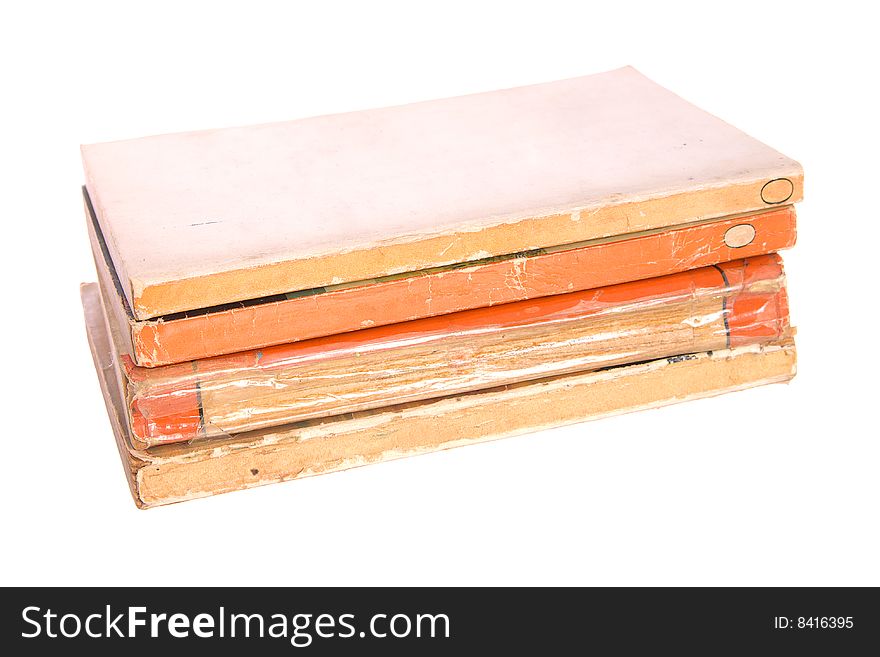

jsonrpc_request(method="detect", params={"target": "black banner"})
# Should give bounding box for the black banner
[1,587,876,653]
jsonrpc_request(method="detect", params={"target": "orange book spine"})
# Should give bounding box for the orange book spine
[128,207,796,366]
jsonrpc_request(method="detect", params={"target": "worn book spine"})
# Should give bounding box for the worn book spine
[87,191,796,366]
[101,255,790,449]
[83,282,796,508]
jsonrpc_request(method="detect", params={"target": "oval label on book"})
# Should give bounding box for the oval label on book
[724,224,757,248]
[760,178,794,204]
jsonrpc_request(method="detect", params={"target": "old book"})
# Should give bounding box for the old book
[82,283,797,508]
[87,188,796,366]
[82,66,803,321]
[100,255,790,448]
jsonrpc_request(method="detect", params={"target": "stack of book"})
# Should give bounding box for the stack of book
[81,67,801,508]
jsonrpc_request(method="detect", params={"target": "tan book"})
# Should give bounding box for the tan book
[82,283,797,509]
[82,67,803,320]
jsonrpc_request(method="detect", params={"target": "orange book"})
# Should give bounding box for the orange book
[101,255,791,449]
[88,189,796,367]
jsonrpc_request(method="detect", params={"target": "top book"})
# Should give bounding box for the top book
[82,66,802,320]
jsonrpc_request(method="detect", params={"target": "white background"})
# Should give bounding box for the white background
[1,1,877,586]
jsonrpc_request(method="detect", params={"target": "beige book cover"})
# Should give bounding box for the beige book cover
[82,67,803,320]
[82,284,797,509]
